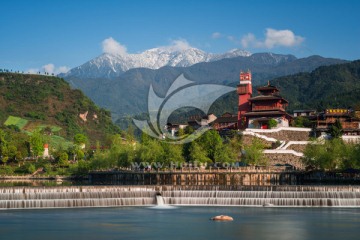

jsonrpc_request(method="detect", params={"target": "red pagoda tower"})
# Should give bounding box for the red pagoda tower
[237,71,292,129]
[237,71,253,128]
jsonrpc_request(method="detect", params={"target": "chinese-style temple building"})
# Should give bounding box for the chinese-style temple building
[237,71,292,129]
[316,108,360,135]
[212,112,238,131]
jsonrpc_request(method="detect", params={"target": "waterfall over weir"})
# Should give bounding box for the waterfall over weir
[1,186,360,209]
[0,186,157,209]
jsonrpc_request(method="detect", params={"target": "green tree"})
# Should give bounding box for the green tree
[303,139,346,170]
[90,149,111,170]
[126,125,135,142]
[329,119,343,138]
[188,141,211,164]
[214,144,236,164]
[27,163,36,174]
[138,139,164,168]
[29,131,45,158]
[58,152,69,167]
[71,159,91,175]
[0,130,9,164]
[74,133,88,146]
[76,149,85,160]
[161,142,185,168]
[197,130,223,161]
[344,143,360,169]
[293,116,312,128]
[268,118,278,129]
[227,131,243,161]
[184,126,194,135]
[177,128,185,137]
[242,138,267,166]
[109,134,136,168]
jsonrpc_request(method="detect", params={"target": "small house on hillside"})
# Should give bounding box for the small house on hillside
[293,110,317,117]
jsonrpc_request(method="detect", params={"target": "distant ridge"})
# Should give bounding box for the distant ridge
[61,47,251,79]
[62,52,346,119]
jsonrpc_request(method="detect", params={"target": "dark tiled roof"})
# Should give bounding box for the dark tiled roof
[244,110,291,117]
[293,109,316,113]
[256,85,279,91]
[214,116,237,123]
[249,95,288,103]
[221,112,233,117]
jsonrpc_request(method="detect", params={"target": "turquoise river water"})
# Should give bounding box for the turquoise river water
[1,206,360,240]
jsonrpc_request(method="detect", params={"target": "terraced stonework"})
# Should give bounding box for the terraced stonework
[258,130,311,142]
[265,153,304,170]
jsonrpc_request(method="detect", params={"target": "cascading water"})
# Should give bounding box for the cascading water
[156,193,164,206]
[0,186,157,209]
[161,190,360,207]
[1,185,360,209]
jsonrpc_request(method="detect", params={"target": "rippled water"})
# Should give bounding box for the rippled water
[1,207,359,240]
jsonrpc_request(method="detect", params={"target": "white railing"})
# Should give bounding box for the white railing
[242,131,278,142]
[342,135,360,143]
[245,127,312,133]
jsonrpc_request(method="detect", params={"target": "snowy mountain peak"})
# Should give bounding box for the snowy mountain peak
[62,47,252,79]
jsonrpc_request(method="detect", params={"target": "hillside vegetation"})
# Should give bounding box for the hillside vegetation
[0,73,120,143]
[272,60,360,111]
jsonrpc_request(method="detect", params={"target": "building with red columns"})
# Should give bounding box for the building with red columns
[237,71,292,129]
[237,71,253,128]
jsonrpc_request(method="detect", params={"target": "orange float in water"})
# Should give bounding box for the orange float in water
[210,215,233,221]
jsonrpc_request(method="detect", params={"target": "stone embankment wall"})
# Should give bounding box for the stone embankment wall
[242,135,273,148]
[286,144,307,152]
[257,130,311,142]
[265,153,304,170]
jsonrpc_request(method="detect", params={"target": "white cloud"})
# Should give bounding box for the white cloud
[227,35,236,42]
[56,66,70,74]
[164,39,192,51]
[241,33,258,48]
[264,28,304,48]
[26,64,70,75]
[101,37,193,54]
[27,68,39,74]
[211,32,222,39]
[239,28,304,49]
[42,63,69,74]
[102,37,127,55]
[42,63,55,74]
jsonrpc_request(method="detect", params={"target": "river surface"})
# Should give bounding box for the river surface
[1,206,359,240]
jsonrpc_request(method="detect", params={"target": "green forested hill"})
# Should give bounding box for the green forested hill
[0,73,120,143]
[272,60,360,111]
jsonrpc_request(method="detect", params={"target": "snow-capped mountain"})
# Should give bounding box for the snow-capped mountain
[62,48,251,79]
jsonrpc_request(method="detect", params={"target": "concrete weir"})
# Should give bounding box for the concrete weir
[1,185,360,209]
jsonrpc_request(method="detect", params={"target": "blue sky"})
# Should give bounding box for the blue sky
[1,0,360,74]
